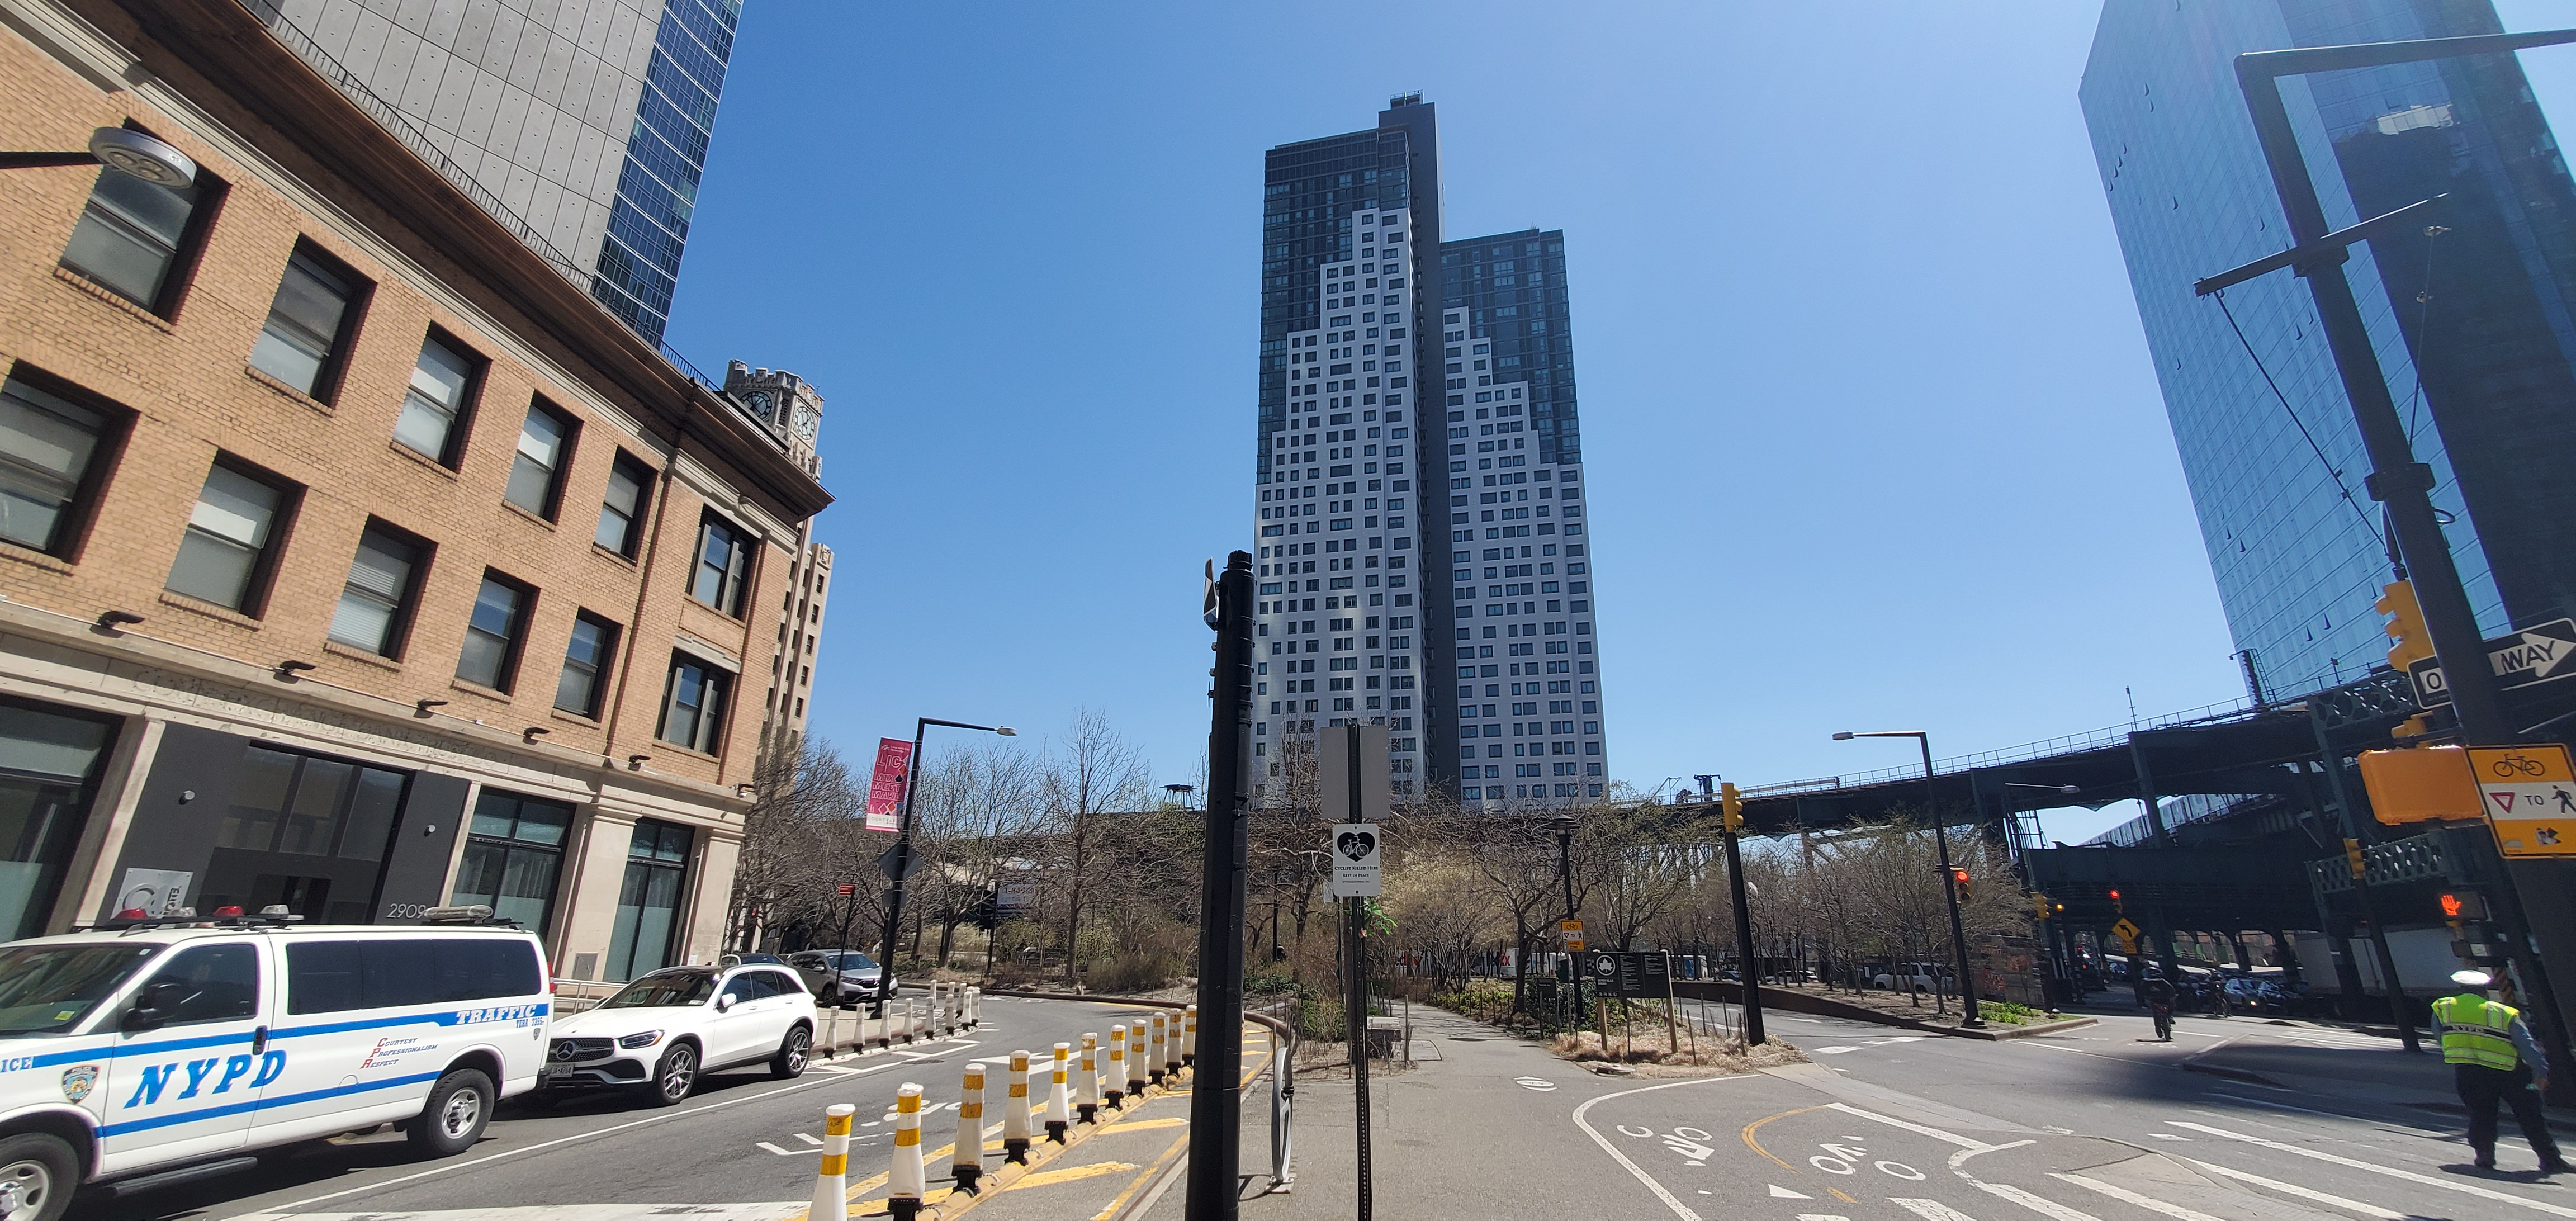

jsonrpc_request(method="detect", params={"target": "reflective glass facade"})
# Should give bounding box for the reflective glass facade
[262,0,738,345]
[2081,0,2576,699]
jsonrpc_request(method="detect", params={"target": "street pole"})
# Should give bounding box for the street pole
[1337,723,1374,1221]
[1921,736,1984,1029]
[877,717,1014,1007]
[1723,824,1765,1045]
[1556,818,1577,1029]
[1186,551,1254,1221]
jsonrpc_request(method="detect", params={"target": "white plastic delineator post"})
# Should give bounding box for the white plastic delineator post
[1126,1020,1148,1096]
[965,986,980,1026]
[1148,1011,1168,1085]
[1002,1049,1032,1164]
[812,1102,855,1220]
[1046,1042,1072,1143]
[953,1061,986,1196]
[1163,1009,1184,1080]
[1104,1024,1128,1109]
[1076,1033,1100,1123]
[888,1083,926,1220]
[1182,1004,1198,1068]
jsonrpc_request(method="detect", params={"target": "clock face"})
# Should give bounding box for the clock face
[792,403,819,439]
[744,389,776,418]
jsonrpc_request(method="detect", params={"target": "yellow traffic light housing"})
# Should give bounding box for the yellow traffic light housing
[1719,782,1743,834]
[2376,580,2434,673]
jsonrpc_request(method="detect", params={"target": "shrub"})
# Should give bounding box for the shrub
[1091,950,1182,995]
[1432,981,1516,1025]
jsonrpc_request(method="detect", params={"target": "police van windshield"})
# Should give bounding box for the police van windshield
[599,969,717,1008]
[0,944,167,1035]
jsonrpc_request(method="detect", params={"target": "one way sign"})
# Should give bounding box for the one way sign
[2408,618,2576,708]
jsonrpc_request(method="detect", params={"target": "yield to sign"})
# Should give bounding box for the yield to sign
[2408,618,2576,707]
[2469,744,2576,859]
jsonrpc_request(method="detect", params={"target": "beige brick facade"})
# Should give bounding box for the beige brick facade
[0,0,828,980]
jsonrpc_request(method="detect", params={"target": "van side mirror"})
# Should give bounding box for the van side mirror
[124,980,186,1031]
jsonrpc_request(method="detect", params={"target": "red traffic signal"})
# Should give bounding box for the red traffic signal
[2440,891,2490,921]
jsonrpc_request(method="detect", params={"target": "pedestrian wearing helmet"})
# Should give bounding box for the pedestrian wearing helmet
[2432,969,2569,1173]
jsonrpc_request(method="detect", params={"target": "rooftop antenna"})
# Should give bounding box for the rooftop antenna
[2127,686,2139,730]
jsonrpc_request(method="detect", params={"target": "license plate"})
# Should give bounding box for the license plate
[542,1064,574,1079]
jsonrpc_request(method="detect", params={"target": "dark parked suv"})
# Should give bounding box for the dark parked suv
[787,949,897,1005]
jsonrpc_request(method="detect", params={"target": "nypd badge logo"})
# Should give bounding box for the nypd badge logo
[60,1064,98,1103]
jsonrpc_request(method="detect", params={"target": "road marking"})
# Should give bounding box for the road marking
[795,1132,823,1146]
[1771,1185,1812,1198]
[1893,1197,1985,1221]
[1516,1076,1558,1090]
[2200,1091,2450,1135]
[1007,1160,1138,1190]
[1827,1102,1993,1151]
[2170,1120,2576,1217]
[2052,1171,2225,1221]
[2185,1157,2408,1219]
[1568,1073,1760,1220]
[1967,1179,2104,1221]
[1797,1216,1853,1221]
[1815,1047,1862,1055]
[757,1140,811,1156]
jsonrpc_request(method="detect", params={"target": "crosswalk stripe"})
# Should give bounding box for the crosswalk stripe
[2184,1157,2406,1219]
[1968,1178,2105,1221]
[2169,1120,2576,1217]
[2051,1172,2224,1221]
[1892,1198,1985,1221]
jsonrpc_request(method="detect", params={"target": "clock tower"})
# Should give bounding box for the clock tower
[722,360,825,478]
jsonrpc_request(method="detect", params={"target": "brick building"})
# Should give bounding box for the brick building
[0,0,828,983]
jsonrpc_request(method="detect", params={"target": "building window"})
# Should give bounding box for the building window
[456,572,532,690]
[604,818,692,982]
[0,373,116,556]
[204,744,410,923]
[164,458,293,613]
[58,149,216,313]
[691,513,750,615]
[393,332,480,465]
[449,790,572,936]
[554,611,619,717]
[595,452,652,556]
[0,699,117,940]
[657,653,730,754]
[249,245,364,400]
[328,522,426,657]
[504,399,575,517]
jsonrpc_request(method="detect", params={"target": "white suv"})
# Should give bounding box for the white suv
[0,914,549,1221]
[533,963,816,1106]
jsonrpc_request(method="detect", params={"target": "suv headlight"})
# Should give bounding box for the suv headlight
[618,1030,664,1049]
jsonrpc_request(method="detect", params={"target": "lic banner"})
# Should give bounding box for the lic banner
[866,737,913,832]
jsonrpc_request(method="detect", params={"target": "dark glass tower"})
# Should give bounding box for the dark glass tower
[2082,0,2576,699]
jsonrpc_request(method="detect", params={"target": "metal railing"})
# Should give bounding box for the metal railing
[1740,694,2265,798]
[1246,1001,1299,1196]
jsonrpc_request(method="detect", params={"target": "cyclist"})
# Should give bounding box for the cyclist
[2142,969,2177,1041]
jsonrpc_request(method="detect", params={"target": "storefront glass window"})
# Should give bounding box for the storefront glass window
[0,702,116,940]
[604,819,691,982]
[449,790,572,936]
[202,745,410,924]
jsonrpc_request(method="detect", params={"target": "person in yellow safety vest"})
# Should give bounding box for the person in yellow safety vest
[2431,969,2569,1174]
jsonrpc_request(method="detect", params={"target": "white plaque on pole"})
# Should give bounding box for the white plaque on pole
[1330,824,1382,897]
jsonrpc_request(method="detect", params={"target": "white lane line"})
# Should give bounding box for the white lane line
[2184,1157,2407,1219]
[1566,1073,1759,1221]
[2052,1172,2225,1221]
[2200,1092,2451,1136]
[2170,1120,2576,1217]
[1893,1198,1986,1221]
[1949,1142,2096,1221]
[1826,1101,1995,1151]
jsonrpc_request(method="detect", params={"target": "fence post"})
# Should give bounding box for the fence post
[888,1083,925,1221]
[1105,1024,1128,1109]
[1046,1042,1071,1143]
[953,1062,986,1196]
[811,1102,854,1220]
[1002,1049,1032,1165]
[1077,1033,1100,1124]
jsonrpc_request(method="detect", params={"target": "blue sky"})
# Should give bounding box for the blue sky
[665,3,2576,844]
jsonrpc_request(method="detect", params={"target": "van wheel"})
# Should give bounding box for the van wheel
[772,1025,812,1079]
[0,1133,75,1221]
[641,1043,698,1107]
[409,1068,495,1157]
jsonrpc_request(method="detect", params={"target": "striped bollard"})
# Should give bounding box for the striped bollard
[1127,1020,1149,1096]
[965,986,980,1025]
[1002,1049,1032,1164]
[888,1084,926,1220]
[1148,1012,1168,1086]
[1046,1042,1072,1143]
[953,1062,986,1195]
[1076,1033,1101,1123]
[811,1102,855,1220]
[1182,1004,1198,1068]
[1163,1010,1183,1080]
[1104,1025,1128,1109]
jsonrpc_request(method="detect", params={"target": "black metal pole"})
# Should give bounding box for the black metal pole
[875,717,931,979]
[1186,551,1254,1221]
[1556,821,1576,1028]
[1723,826,1764,1045]
[1921,735,1984,1029]
[1341,725,1374,1221]
[2306,712,2423,1052]
[0,152,101,170]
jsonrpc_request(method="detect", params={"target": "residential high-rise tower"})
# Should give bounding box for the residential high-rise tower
[2082,0,2576,699]
[1251,97,1609,806]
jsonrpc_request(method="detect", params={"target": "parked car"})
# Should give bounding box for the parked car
[0,910,550,1221]
[787,949,897,1005]
[1872,963,1953,992]
[534,962,816,1108]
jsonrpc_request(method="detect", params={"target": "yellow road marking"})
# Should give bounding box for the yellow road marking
[1098,1116,1187,1133]
[1008,1160,1140,1190]
[1741,1105,1854,1203]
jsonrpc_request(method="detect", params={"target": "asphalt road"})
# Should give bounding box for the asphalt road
[88,994,1149,1221]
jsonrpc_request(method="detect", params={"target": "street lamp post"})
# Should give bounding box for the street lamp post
[1552,814,1578,1029]
[1835,731,1982,1029]
[875,718,1015,986]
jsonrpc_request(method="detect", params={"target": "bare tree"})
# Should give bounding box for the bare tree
[1037,710,1153,987]
[908,742,1043,967]
[727,740,871,953]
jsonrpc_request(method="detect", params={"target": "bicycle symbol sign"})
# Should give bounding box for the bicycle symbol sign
[2469,744,2576,859]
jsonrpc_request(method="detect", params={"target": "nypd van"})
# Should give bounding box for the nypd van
[0,910,550,1220]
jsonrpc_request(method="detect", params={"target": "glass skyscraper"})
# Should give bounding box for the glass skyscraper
[256,0,738,344]
[1251,97,1609,806]
[2082,0,2576,701]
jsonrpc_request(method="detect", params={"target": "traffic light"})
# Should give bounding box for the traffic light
[1950,867,1972,903]
[2440,891,2489,922]
[2343,837,2367,881]
[2376,580,2434,672]
[2108,888,2124,913]
[1720,782,1743,834]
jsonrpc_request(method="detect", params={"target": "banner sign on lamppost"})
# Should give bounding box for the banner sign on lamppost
[866,737,913,832]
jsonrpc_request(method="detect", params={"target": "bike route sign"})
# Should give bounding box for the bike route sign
[2407,618,2576,707]
[2470,744,2576,859]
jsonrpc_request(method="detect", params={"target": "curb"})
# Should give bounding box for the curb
[1936,1016,2099,1041]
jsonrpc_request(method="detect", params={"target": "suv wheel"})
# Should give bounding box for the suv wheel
[409,1068,495,1157]
[771,1025,812,1079]
[641,1042,698,1107]
[0,1133,75,1221]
